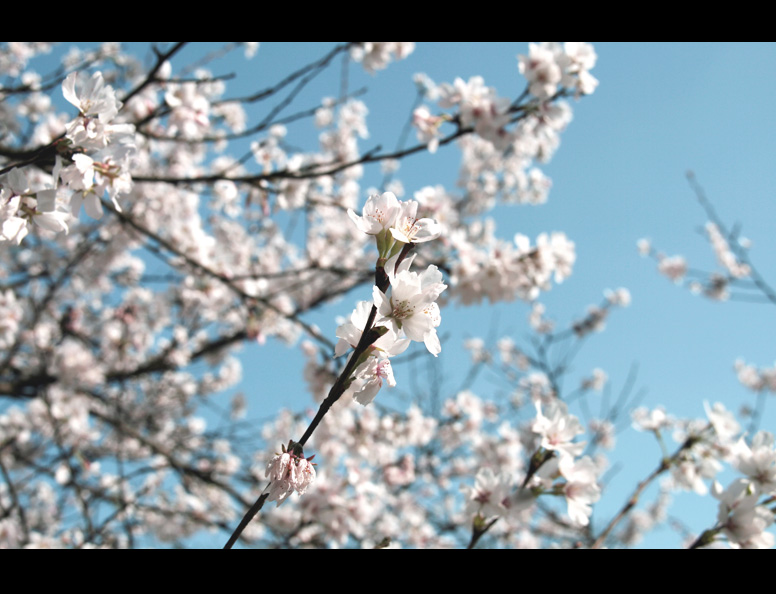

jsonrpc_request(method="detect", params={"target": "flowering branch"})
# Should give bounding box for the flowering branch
[224,191,444,548]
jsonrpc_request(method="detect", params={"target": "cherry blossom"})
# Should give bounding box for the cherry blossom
[558,42,599,96]
[518,43,563,100]
[730,432,776,494]
[532,400,585,460]
[347,191,401,236]
[463,467,514,520]
[63,72,134,150]
[518,42,599,100]
[264,447,317,506]
[712,479,774,549]
[631,406,672,433]
[657,254,688,283]
[349,356,397,406]
[334,300,409,359]
[62,71,122,123]
[0,166,68,244]
[705,222,751,278]
[388,199,442,245]
[412,105,446,153]
[350,42,415,74]
[373,262,447,356]
[560,456,602,527]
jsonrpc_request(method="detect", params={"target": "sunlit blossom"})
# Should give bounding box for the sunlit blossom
[373,263,447,356]
[389,199,442,244]
[347,191,401,235]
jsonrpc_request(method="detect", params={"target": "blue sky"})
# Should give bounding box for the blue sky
[30,42,776,547]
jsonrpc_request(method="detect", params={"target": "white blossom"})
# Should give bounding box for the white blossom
[350,42,415,74]
[532,400,585,460]
[712,479,775,549]
[731,432,776,494]
[350,356,397,406]
[62,71,134,150]
[373,262,447,356]
[558,455,601,527]
[62,71,122,123]
[334,300,410,358]
[463,467,514,520]
[389,199,442,245]
[347,191,401,236]
[518,43,563,99]
[412,105,445,153]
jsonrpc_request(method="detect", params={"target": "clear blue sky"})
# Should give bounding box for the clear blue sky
[34,42,776,547]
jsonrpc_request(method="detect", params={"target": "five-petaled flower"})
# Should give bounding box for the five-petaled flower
[347,191,401,236]
[373,252,447,357]
[389,199,442,244]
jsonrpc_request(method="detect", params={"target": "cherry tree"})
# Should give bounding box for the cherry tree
[0,42,772,549]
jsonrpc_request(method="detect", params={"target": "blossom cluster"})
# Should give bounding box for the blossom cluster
[0,166,68,244]
[518,42,599,99]
[734,358,776,394]
[639,217,756,303]
[349,42,415,74]
[633,191,776,538]
[340,191,446,406]
[451,229,577,305]
[268,321,776,549]
[411,42,596,162]
[705,222,751,279]
[462,398,601,529]
[630,402,776,548]
[0,70,135,244]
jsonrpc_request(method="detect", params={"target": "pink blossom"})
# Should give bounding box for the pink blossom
[350,356,397,406]
[264,448,317,506]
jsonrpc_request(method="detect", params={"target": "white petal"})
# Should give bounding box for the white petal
[62,73,80,109]
[33,213,69,234]
[35,189,58,212]
[372,286,393,318]
[401,313,433,343]
[84,195,104,220]
[354,381,380,406]
[423,330,441,357]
